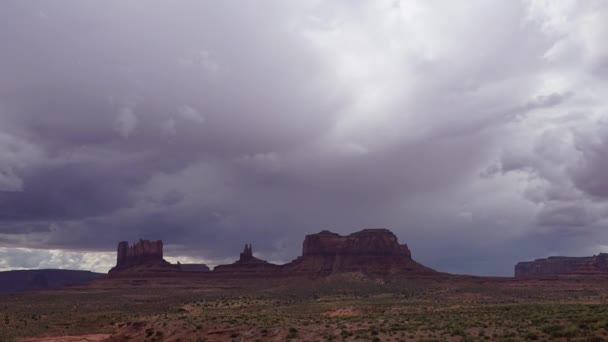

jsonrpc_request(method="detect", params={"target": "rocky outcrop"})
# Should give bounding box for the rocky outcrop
[214,244,279,274]
[109,239,178,276]
[515,253,608,277]
[281,229,435,277]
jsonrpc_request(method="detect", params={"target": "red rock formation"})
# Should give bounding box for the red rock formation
[107,229,436,279]
[109,239,177,275]
[515,253,608,277]
[213,244,279,274]
[282,229,434,277]
[240,244,253,261]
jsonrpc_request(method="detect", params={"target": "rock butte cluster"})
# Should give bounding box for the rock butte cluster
[109,240,208,275]
[515,253,608,277]
[109,228,435,278]
[108,228,608,278]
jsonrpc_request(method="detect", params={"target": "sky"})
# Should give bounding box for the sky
[0,0,607,276]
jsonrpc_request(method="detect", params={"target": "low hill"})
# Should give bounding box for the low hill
[0,269,102,293]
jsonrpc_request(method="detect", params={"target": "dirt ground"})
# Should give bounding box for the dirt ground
[2,274,608,341]
[21,334,111,342]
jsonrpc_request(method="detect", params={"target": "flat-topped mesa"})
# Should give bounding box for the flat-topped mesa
[515,253,608,277]
[282,228,434,277]
[109,239,177,275]
[302,229,412,258]
[213,244,279,274]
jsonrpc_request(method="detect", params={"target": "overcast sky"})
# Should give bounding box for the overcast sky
[1,0,607,276]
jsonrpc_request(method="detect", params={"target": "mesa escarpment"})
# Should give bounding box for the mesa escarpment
[515,253,608,277]
[282,229,435,276]
[109,239,179,276]
[109,228,436,279]
[117,240,164,265]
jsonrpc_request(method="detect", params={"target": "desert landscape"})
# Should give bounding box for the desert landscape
[2,1,608,341]
[5,274,608,342]
[3,229,608,341]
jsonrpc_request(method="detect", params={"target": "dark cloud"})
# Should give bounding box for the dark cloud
[1,1,608,275]
[0,162,139,220]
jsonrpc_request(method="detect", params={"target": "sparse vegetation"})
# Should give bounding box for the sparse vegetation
[2,276,608,341]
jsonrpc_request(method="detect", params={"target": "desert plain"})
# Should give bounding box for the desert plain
[3,274,608,342]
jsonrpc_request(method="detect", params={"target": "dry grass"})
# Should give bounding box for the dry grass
[2,275,608,341]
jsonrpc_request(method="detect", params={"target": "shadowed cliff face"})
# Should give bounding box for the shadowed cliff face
[302,229,412,258]
[515,253,608,277]
[116,240,164,267]
[283,228,434,277]
[109,239,176,275]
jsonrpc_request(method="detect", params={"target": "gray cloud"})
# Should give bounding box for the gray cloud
[1,1,608,275]
[571,123,608,199]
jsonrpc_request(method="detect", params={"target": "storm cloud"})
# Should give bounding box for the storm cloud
[1,0,607,275]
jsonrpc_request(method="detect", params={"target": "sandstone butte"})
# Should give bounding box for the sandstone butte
[109,228,436,278]
[109,240,178,275]
[109,239,209,276]
[282,229,434,276]
[515,253,608,277]
[108,229,608,279]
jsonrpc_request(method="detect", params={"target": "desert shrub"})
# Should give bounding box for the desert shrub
[541,324,563,336]
[450,327,465,336]
[287,327,298,338]
[525,332,538,340]
[340,329,353,337]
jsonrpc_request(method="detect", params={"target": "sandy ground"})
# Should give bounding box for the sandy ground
[20,334,111,342]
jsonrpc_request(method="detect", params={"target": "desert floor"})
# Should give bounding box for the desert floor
[2,274,608,341]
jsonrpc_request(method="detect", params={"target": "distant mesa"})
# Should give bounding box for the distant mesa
[109,228,436,278]
[515,253,608,277]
